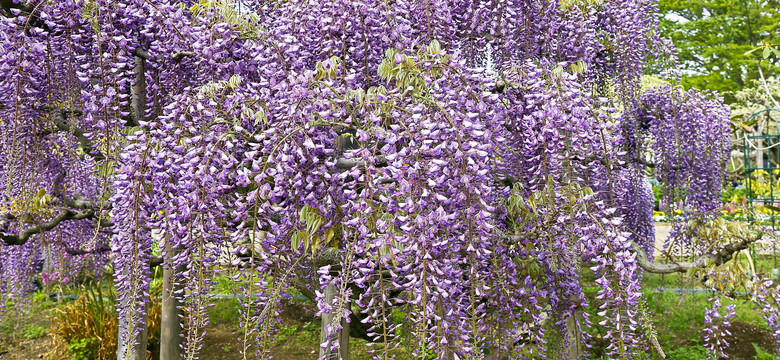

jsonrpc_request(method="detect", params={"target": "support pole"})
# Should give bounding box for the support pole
[160,241,184,360]
[319,283,349,359]
[563,312,582,359]
[116,279,149,360]
[117,47,149,360]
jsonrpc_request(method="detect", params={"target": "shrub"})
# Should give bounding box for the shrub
[49,281,161,360]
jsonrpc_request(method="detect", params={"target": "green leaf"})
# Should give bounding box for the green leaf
[324,227,335,245]
[310,235,321,252]
[291,232,302,250]
[763,46,771,59]
[429,39,441,54]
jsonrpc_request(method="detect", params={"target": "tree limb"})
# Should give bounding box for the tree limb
[150,256,163,267]
[335,156,387,170]
[172,51,196,61]
[133,48,195,62]
[631,234,761,274]
[44,107,105,161]
[1,208,95,246]
[633,156,686,170]
[66,245,110,256]
[507,225,761,275]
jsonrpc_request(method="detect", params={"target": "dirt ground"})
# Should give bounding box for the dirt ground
[709,321,778,360]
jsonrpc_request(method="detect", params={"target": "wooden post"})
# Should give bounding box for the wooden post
[756,119,765,170]
[317,133,355,359]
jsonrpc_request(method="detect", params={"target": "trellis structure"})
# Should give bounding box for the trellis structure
[743,108,780,226]
[743,108,780,272]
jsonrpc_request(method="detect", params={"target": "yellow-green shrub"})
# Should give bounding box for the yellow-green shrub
[49,282,161,360]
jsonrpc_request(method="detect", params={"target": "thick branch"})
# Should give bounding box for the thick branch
[131,47,149,60]
[632,235,761,274]
[335,156,387,170]
[508,225,760,275]
[1,190,109,246]
[172,51,196,61]
[150,256,163,267]
[46,108,106,161]
[66,245,110,256]
[132,48,195,62]
[1,208,94,246]
[633,157,686,171]
[60,193,103,210]
[491,78,524,93]
[0,0,34,20]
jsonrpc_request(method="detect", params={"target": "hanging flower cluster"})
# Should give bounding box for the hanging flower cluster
[0,0,741,359]
[703,297,737,358]
[638,86,731,217]
[754,278,780,353]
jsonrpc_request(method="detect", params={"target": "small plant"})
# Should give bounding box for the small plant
[753,343,777,360]
[68,337,96,360]
[302,321,317,332]
[279,324,299,335]
[32,290,48,304]
[213,275,239,294]
[22,324,46,339]
[275,324,299,343]
[210,298,241,326]
[664,345,709,360]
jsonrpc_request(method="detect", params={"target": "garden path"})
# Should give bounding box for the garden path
[653,223,673,258]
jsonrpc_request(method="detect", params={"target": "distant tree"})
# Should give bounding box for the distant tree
[658,0,780,103]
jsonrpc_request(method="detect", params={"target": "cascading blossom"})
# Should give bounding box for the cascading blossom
[754,278,780,353]
[703,297,736,358]
[0,0,744,359]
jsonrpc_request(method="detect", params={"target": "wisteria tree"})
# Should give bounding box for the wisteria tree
[0,0,774,359]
